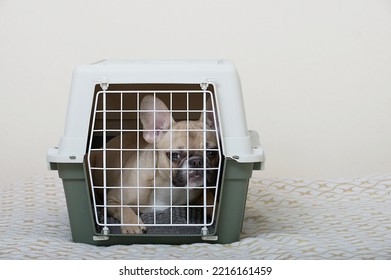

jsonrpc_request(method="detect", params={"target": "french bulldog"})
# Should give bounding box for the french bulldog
[90,95,219,234]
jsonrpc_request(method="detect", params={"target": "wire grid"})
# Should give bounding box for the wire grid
[87,88,222,231]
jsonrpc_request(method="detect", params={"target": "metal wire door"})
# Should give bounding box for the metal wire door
[87,84,222,235]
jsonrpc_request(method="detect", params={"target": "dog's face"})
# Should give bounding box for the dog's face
[140,95,220,188]
[159,121,219,188]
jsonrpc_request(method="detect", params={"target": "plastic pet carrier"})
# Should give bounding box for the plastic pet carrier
[47,60,264,245]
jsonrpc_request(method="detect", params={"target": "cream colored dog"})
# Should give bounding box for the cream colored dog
[91,95,219,234]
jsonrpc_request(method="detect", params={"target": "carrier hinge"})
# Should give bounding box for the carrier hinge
[100,78,109,91]
[93,226,110,241]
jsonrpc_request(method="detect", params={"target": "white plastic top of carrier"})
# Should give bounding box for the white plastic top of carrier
[47,59,264,165]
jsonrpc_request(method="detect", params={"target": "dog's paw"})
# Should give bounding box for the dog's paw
[120,225,147,234]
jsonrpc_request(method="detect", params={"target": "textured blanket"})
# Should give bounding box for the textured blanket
[0,174,390,259]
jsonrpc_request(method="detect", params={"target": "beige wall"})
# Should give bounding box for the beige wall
[1,0,391,186]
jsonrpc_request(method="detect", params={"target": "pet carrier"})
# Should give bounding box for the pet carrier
[47,60,264,245]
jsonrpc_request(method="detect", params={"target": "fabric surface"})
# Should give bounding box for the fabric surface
[0,174,390,259]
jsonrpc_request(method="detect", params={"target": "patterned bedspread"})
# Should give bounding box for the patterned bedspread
[0,175,390,259]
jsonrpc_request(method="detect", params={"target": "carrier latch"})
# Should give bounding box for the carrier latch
[201,227,218,241]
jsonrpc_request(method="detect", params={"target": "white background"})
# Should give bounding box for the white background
[1,0,390,186]
[0,260,390,279]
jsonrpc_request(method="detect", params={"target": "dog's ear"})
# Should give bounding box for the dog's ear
[200,97,219,130]
[140,95,173,144]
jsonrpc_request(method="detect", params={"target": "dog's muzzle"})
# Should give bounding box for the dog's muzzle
[172,155,217,187]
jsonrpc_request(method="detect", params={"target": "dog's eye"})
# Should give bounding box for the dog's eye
[206,150,218,158]
[166,152,181,161]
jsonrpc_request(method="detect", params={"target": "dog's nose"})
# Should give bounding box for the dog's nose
[189,156,203,168]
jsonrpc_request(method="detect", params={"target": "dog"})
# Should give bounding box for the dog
[90,95,219,234]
